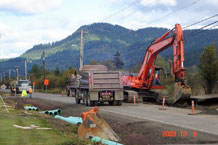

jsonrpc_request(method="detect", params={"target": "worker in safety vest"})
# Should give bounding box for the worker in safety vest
[29,88,33,98]
[21,90,28,98]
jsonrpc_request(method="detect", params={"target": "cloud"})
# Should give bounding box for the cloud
[140,0,176,7]
[0,0,63,14]
[0,19,71,59]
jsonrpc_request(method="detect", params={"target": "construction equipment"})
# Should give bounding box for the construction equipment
[78,107,121,142]
[66,65,123,106]
[122,24,191,104]
[10,80,32,94]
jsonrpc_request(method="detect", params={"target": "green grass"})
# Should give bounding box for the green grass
[0,107,70,145]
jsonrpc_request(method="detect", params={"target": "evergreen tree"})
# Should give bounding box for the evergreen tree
[29,64,43,79]
[113,51,124,70]
[198,44,218,94]
[55,66,60,76]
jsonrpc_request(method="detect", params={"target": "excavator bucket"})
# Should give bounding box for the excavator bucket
[169,82,191,104]
[78,107,121,142]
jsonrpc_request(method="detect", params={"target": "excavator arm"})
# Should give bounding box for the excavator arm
[137,24,186,88]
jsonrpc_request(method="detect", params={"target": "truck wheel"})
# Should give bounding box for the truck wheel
[113,101,122,106]
[113,101,119,106]
[75,97,80,104]
[85,97,88,106]
[88,97,94,106]
[118,100,122,106]
[92,101,98,106]
[109,101,114,105]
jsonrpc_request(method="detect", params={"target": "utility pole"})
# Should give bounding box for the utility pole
[8,69,10,80]
[80,29,84,71]
[43,51,46,90]
[16,67,19,82]
[2,72,5,81]
[0,73,2,82]
[25,60,27,80]
[79,30,88,70]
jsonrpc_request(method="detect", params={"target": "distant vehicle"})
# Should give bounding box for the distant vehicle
[10,80,32,94]
[66,65,123,106]
[1,84,6,89]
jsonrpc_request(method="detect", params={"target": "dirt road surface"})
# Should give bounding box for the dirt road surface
[2,89,218,145]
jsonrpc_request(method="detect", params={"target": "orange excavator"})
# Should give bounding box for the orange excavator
[122,24,191,104]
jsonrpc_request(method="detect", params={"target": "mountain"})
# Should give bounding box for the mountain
[0,23,218,76]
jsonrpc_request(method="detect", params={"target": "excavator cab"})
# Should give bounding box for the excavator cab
[151,67,165,87]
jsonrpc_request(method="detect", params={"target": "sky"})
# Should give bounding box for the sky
[0,0,217,59]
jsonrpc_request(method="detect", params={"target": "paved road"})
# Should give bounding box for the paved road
[33,92,76,104]
[2,89,218,142]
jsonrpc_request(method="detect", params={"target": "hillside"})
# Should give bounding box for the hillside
[0,23,218,76]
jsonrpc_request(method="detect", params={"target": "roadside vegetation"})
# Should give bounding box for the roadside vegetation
[0,97,92,145]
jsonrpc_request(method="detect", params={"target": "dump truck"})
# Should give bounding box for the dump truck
[66,65,123,106]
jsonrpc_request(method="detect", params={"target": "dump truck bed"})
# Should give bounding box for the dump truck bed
[90,71,123,90]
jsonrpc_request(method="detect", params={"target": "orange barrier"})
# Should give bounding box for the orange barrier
[162,96,166,110]
[192,100,195,115]
[133,96,136,105]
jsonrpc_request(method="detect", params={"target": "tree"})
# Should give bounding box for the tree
[89,60,100,65]
[198,44,218,94]
[54,66,60,76]
[113,51,124,70]
[29,64,43,79]
[102,60,115,70]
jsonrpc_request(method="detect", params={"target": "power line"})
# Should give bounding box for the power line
[118,5,148,20]
[147,0,201,25]
[183,13,218,29]
[100,0,138,22]
[184,20,218,38]
[209,23,218,29]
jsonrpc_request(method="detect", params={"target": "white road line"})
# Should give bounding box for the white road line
[101,109,218,136]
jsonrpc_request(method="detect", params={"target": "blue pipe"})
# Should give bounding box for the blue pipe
[40,109,62,115]
[54,115,83,125]
[24,106,39,111]
[91,136,123,145]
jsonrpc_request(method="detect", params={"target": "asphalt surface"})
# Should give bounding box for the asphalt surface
[2,89,218,144]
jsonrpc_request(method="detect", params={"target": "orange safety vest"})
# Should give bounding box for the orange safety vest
[29,88,33,93]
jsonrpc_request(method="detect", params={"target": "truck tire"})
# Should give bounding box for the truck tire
[85,96,96,106]
[75,97,80,104]
[109,101,114,105]
[67,90,70,96]
[113,100,122,106]
[92,101,98,106]
[113,101,119,106]
[118,100,122,106]
[85,96,88,106]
